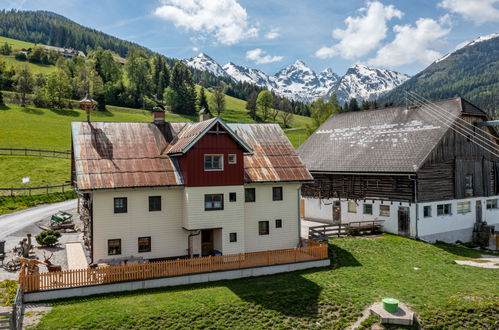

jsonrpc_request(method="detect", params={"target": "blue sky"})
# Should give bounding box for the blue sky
[3,0,499,76]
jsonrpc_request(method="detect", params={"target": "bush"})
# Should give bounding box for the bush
[35,230,61,246]
[14,51,27,61]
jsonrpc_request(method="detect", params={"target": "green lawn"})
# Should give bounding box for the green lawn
[35,235,498,329]
[0,36,34,50]
[0,156,70,187]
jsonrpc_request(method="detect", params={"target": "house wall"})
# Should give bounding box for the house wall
[302,197,416,237]
[92,187,187,263]
[244,183,301,253]
[183,185,246,256]
[178,130,245,187]
[417,195,499,243]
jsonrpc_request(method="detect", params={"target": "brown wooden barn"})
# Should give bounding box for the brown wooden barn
[298,97,499,243]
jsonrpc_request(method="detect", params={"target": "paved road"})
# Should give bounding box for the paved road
[0,199,77,240]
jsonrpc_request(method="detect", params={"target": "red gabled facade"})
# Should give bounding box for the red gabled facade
[177,125,246,187]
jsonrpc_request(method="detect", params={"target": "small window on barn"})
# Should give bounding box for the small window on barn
[348,202,357,213]
[272,187,283,201]
[486,199,498,209]
[108,239,121,255]
[138,237,151,253]
[205,194,224,211]
[229,232,237,242]
[229,192,237,202]
[149,196,161,211]
[423,206,432,217]
[114,197,127,214]
[228,154,237,164]
[379,205,390,217]
[457,201,471,214]
[437,204,452,216]
[275,219,282,228]
[363,204,372,215]
[245,188,256,202]
[464,174,473,197]
[259,221,269,235]
[204,154,223,171]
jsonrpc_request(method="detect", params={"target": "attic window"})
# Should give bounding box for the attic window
[204,154,223,171]
[228,154,237,164]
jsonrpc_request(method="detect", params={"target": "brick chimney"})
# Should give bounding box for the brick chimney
[152,107,165,124]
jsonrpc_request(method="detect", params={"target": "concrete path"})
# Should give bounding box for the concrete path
[0,199,77,241]
[66,242,88,270]
[455,255,499,269]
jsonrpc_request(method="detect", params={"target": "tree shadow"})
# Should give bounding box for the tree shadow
[49,108,80,117]
[329,242,362,268]
[90,124,114,160]
[0,104,11,111]
[93,110,114,117]
[21,107,44,115]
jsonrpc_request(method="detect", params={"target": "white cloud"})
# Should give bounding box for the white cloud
[154,0,258,45]
[192,47,199,52]
[245,48,283,64]
[439,0,499,24]
[265,27,280,40]
[368,16,452,67]
[315,1,403,59]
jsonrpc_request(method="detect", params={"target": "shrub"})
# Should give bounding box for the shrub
[35,230,61,247]
[14,51,27,61]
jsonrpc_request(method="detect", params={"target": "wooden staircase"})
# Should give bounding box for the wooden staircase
[0,307,12,330]
[308,220,384,243]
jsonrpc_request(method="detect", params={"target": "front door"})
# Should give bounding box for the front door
[333,201,341,223]
[201,229,213,256]
[398,207,410,237]
[476,201,482,222]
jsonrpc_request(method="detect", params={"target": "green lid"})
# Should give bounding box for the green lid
[382,298,399,304]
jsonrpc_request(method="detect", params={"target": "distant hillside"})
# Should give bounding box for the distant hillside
[379,34,499,117]
[0,9,150,57]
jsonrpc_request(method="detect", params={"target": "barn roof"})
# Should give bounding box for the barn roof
[72,118,311,191]
[297,98,487,174]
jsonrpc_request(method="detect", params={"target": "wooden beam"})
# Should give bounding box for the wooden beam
[475,120,499,127]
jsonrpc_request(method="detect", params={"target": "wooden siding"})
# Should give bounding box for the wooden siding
[178,128,245,187]
[417,161,454,202]
[301,174,415,202]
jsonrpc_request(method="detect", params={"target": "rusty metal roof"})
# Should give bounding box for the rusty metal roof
[72,122,183,190]
[72,118,312,190]
[229,123,313,183]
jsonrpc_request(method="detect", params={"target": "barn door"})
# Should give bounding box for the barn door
[398,207,410,237]
[333,201,341,223]
[476,201,482,223]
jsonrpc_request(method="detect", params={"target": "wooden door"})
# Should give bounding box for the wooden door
[300,199,305,218]
[333,201,341,223]
[476,201,482,222]
[398,207,410,237]
[201,229,213,256]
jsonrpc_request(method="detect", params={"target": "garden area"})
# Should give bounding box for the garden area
[32,235,498,329]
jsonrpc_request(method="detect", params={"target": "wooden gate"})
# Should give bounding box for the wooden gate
[333,201,341,223]
[476,201,482,222]
[398,207,410,237]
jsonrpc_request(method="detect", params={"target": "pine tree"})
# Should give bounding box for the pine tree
[349,98,360,112]
[246,91,257,120]
[150,54,170,101]
[198,87,209,113]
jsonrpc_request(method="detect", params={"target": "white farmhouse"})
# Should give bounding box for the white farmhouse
[71,111,313,263]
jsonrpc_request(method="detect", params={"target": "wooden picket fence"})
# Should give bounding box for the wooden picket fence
[19,242,328,292]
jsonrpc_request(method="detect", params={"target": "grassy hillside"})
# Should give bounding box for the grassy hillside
[0,36,57,74]
[35,235,499,329]
[0,35,34,50]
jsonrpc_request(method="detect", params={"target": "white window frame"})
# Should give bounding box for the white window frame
[228,154,237,164]
[456,201,471,214]
[379,205,390,217]
[437,203,452,216]
[204,154,224,171]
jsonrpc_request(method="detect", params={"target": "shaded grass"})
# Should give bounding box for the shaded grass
[0,191,76,215]
[35,235,499,329]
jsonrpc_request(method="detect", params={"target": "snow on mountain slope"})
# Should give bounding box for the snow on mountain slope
[435,33,499,64]
[328,64,410,104]
[222,62,275,88]
[183,53,232,79]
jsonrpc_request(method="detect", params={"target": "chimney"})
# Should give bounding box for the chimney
[152,107,165,124]
[199,108,211,122]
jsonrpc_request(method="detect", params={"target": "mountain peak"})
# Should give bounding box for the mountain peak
[183,52,231,79]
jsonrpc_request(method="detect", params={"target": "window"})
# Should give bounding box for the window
[348,202,357,213]
[259,221,269,235]
[245,188,256,202]
[275,219,282,228]
[205,194,224,211]
[379,205,390,217]
[229,192,237,202]
[457,201,471,214]
[272,187,283,201]
[465,174,473,196]
[229,232,237,242]
[363,204,372,215]
[114,197,127,213]
[486,199,498,209]
[108,239,121,255]
[228,154,237,164]
[424,206,432,217]
[149,196,161,211]
[204,154,223,171]
[437,204,452,216]
[138,237,151,253]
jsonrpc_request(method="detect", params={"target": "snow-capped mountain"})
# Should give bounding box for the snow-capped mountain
[435,33,499,64]
[183,53,232,80]
[184,53,408,104]
[328,64,410,104]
